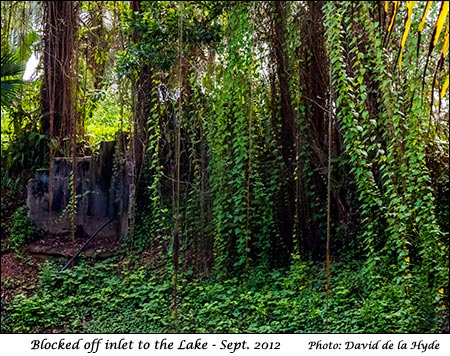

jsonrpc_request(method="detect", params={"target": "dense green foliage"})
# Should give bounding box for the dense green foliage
[1,1,448,333]
[8,206,39,257]
[2,256,445,333]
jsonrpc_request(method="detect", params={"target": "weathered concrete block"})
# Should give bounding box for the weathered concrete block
[27,140,131,240]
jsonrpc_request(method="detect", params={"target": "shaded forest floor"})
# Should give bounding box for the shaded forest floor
[1,236,121,303]
[2,234,449,334]
[1,179,37,303]
[1,181,448,334]
[1,250,42,303]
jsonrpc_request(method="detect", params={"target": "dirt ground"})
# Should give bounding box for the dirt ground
[1,233,121,304]
[1,251,43,302]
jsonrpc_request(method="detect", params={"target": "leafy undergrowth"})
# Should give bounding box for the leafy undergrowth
[1,256,447,333]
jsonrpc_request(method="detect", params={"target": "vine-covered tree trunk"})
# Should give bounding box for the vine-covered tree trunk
[271,1,296,260]
[40,1,79,154]
[297,1,332,257]
[130,0,148,192]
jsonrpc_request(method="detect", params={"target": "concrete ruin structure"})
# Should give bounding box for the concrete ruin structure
[27,140,134,240]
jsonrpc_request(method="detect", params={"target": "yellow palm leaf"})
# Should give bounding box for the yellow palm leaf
[441,21,449,60]
[402,1,416,49]
[418,1,432,33]
[387,1,399,32]
[433,1,449,46]
[399,1,417,70]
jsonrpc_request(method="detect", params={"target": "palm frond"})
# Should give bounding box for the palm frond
[1,52,25,78]
[1,52,25,109]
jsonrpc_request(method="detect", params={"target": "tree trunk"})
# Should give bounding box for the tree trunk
[272,1,296,258]
[130,0,154,195]
[40,1,79,155]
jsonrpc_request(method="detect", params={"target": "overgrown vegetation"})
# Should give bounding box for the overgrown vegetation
[1,1,448,333]
[8,206,39,258]
[2,256,445,333]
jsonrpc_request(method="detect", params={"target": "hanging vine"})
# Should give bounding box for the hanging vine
[324,1,448,331]
[205,2,278,277]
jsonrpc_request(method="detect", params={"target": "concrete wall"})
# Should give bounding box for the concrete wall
[27,140,133,240]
